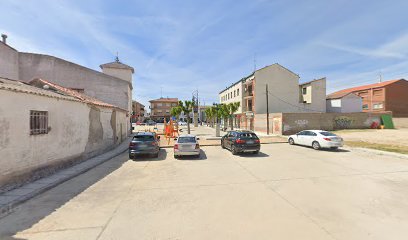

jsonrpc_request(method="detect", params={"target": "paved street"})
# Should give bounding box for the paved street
[1,144,408,240]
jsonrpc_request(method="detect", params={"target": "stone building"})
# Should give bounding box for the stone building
[0,77,128,190]
[0,35,134,132]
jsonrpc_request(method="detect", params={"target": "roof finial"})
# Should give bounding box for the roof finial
[115,52,120,63]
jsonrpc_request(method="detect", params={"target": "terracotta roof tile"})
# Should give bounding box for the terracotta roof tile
[29,78,127,111]
[327,79,406,99]
[149,98,178,103]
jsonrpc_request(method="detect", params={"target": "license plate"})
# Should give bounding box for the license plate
[139,144,147,148]
[247,140,254,144]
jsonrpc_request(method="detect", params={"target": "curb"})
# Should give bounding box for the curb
[0,138,131,219]
[344,146,408,159]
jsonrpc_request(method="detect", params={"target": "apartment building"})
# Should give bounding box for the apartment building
[328,79,408,117]
[219,64,326,130]
[149,97,178,121]
[131,100,145,122]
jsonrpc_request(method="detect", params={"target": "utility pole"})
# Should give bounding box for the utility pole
[266,84,270,135]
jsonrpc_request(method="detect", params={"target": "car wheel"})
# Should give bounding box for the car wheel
[231,145,238,155]
[128,154,133,159]
[288,138,295,145]
[312,141,321,150]
[221,140,226,149]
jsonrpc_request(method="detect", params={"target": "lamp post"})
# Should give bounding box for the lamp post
[213,103,220,137]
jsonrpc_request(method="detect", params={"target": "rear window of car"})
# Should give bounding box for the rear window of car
[319,131,337,136]
[239,133,258,138]
[133,135,154,141]
[178,137,196,143]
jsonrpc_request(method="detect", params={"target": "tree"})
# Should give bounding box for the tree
[178,100,195,134]
[218,104,230,131]
[227,102,240,130]
[170,106,182,127]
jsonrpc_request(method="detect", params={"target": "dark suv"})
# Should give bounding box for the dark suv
[221,130,260,155]
[129,132,160,159]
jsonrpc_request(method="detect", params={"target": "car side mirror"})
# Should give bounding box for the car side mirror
[196,137,200,140]
[157,136,161,140]
[174,137,178,140]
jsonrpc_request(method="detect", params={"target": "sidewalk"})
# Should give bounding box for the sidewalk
[0,137,132,218]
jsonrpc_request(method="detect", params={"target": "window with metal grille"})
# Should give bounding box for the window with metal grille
[30,111,48,135]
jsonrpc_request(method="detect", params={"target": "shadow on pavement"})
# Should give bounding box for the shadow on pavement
[294,145,351,153]
[130,148,167,161]
[175,149,208,161]
[237,152,270,158]
[0,152,129,239]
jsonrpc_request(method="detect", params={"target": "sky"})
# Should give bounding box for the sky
[2,0,408,107]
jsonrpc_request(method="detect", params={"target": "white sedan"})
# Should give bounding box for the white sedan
[178,121,188,126]
[174,134,200,158]
[288,130,344,150]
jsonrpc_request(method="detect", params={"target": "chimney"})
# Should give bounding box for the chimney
[1,34,7,44]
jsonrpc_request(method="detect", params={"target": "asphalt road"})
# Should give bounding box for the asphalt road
[1,144,408,240]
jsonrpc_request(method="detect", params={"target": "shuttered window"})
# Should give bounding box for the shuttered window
[30,111,48,135]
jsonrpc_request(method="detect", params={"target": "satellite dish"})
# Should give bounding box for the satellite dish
[43,85,50,90]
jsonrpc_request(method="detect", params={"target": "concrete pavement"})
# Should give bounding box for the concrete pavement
[1,144,408,239]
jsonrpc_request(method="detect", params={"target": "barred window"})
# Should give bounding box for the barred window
[30,111,48,135]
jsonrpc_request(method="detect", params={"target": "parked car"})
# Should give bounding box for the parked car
[146,120,156,126]
[174,134,200,158]
[221,130,260,155]
[288,130,344,150]
[129,132,160,159]
[178,121,187,126]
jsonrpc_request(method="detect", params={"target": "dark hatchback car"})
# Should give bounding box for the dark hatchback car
[129,132,160,159]
[221,130,260,155]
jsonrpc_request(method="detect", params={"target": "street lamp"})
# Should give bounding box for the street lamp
[213,103,220,137]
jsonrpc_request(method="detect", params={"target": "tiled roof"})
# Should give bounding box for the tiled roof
[28,78,127,111]
[326,92,359,100]
[149,97,179,103]
[100,61,134,73]
[327,79,405,99]
[0,77,78,101]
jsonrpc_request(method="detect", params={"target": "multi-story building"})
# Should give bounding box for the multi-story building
[131,100,145,122]
[327,79,408,117]
[149,97,178,121]
[219,63,326,130]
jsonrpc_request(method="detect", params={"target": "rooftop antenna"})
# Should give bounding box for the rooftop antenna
[115,52,120,62]
[160,86,163,98]
[379,71,382,83]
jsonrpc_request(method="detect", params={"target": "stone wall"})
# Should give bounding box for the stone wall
[0,90,127,191]
[0,43,19,80]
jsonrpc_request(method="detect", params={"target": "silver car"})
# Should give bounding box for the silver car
[174,135,200,158]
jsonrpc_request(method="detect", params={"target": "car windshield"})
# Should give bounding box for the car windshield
[178,137,196,143]
[319,131,337,136]
[133,135,154,141]
[239,133,258,138]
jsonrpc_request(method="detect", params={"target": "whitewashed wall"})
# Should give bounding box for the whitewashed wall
[0,90,127,189]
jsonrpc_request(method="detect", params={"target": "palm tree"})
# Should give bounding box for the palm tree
[178,100,195,134]
[227,102,240,130]
[218,104,230,131]
[170,106,182,128]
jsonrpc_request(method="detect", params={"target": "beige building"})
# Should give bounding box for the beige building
[0,35,134,133]
[0,77,128,190]
[149,98,179,121]
[132,100,145,122]
[219,64,326,131]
